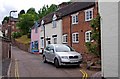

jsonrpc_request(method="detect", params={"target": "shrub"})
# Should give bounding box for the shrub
[12,32,22,38]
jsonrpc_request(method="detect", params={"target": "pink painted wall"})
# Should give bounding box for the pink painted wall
[31,27,41,52]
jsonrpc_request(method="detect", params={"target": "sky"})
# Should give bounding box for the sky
[0,0,70,24]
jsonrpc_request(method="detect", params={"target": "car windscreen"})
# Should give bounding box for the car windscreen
[55,45,75,52]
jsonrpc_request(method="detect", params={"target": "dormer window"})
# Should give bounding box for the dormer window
[41,20,44,31]
[34,22,39,33]
[71,13,79,25]
[52,14,57,28]
[85,8,93,21]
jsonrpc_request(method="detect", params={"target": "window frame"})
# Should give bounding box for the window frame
[52,14,57,28]
[85,8,93,21]
[85,30,92,42]
[72,32,79,43]
[71,13,79,25]
[52,20,57,28]
[52,35,57,44]
[41,37,44,48]
[62,34,68,43]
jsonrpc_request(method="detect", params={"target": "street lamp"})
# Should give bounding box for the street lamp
[8,10,17,58]
[9,10,17,40]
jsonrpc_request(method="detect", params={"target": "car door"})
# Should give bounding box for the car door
[44,45,51,61]
[49,45,55,62]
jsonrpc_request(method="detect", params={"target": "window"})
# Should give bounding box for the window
[46,38,51,45]
[34,22,39,33]
[72,33,79,43]
[52,14,57,28]
[52,35,57,44]
[52,20,57,28]
[41,37,44,48]
[62,34,68,43]
[53,37,57,44]
[85,31,92,42]
[71,13,79,24]
[34,41,38,50]
[85,8,93,21]
[41,25,44,31]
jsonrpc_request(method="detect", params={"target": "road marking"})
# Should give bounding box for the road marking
[80,69,88,79]
[15,59,19,79]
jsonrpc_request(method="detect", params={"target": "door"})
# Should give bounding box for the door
[49,45,55,62]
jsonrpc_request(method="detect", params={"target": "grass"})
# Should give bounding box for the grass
[15,35,30,44]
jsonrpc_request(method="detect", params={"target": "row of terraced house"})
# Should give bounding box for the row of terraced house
[31,2,98,61]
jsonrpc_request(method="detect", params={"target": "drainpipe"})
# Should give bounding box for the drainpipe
[44,25,46,49]
[70,16,72,47]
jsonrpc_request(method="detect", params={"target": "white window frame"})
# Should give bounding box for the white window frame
[85,8,93,21]
[41,38,44,48]
[72,32,79,43]
[85,31,92,42]
[53,37,57,44]
[62,34,68,43]
[52,20,57,28]
[71,13,79,25]
[52,14,57,28]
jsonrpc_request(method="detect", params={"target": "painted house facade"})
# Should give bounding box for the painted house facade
[31,2,98,57]
[31,22,41,53]
[31,3,69,53]
[39,13,63,53]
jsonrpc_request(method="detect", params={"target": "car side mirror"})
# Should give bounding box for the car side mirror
[50,49,54,53]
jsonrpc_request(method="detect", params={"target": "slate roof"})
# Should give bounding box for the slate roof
[32,2,95,29]
[10,17,19,22]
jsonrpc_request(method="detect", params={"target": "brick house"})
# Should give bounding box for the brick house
[2,17,19,37]
[61,2,98,60]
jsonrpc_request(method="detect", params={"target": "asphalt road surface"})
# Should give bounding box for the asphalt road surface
[10,46,83,77]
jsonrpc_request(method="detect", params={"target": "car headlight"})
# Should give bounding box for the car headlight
[78,55,82,59]
[61,56,68,59]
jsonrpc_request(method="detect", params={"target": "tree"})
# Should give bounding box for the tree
[38,4,58,19]
[18,10,25,18]
[2,16,9,24]
[86,14,101,57]
[17,13,35,35]
[17,8,39,35]
[27,7,39,20]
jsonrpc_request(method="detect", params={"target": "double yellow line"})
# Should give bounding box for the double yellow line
[15,59,19,79]
[80,70,88,79]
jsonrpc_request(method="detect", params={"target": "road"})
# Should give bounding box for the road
[10,46,84,77]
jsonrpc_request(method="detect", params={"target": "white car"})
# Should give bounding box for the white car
[43,44,82,68]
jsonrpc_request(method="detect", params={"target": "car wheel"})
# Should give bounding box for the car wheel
[43,56,47,63]
[54,59,60,68]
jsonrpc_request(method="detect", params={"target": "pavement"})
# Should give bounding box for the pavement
[2,58,11,77]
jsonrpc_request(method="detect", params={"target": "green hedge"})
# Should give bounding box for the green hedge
[12,32,22,38]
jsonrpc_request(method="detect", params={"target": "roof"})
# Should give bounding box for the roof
[10,17,19,22]
[32,2,95,29]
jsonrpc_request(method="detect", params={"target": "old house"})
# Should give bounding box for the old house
[2,17,19,38]
[61,2,98,60]
[31,2,98,57]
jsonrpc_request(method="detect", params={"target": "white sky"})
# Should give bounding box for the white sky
[0,0,70,24]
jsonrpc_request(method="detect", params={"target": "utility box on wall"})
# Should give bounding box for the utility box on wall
[98,1,119,78]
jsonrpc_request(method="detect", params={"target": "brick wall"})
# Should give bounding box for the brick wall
[12,39,30,52]
[1,38,10,60]
[62,3,98,62]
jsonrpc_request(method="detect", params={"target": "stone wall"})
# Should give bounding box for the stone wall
[12,39,30,52]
